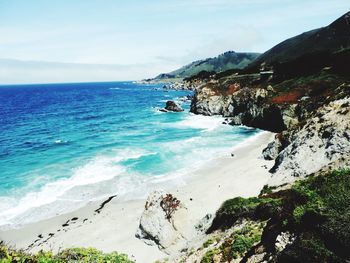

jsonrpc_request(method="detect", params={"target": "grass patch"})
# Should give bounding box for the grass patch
[0,244,134,263]
[208,197,281,232]
[220,222,264,261]
[202,238,215,248]
[200,248,220,263]
[284,169,350,260]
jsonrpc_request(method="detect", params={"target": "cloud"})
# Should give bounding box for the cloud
[0,59,173,84]
[189,25,263,58]
[0,0,348,83]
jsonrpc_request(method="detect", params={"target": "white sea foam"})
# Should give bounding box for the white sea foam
[172,113,226,131]
[0,125,264,229]
[54,139,68,144]
[0,149,155,228]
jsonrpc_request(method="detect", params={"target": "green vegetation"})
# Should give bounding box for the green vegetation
[208,196,281,232]
[228,223,263,260]
[0,244,134,263]
[207,168,350,262]
[259,184,275,196]
[200,221,264,262]
[200,248,220,263]
[202,238,215,248]
[155,51,260,80]
[248,11,350,74]
[279,169,350,262]
[278,234,343,263]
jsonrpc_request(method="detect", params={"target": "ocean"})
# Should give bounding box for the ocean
[0,81,259,228]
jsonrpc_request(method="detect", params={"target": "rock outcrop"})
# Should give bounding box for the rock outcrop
[268,97,350,185]
[262,136,284,160]
[164,101,184,112]
[275,232,296,253]
[190,72,350,186]
[136,190,190,254]
[190,78,298,132]
[163,82,194,91]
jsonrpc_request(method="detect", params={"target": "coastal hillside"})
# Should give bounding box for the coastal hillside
[190,12,350,184]
[2,4,350,263]
[152,51,260,81]
[247,11,350,73]
[169,12,350,262]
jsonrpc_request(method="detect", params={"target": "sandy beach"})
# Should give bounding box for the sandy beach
[0,131,275,263]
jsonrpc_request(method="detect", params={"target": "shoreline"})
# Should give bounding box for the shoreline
[0,131,275,262]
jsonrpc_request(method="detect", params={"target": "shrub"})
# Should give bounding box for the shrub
[160,194,181,221]
[278,234,343,263]
[231,235,254,257]
[208,197,281,232]
[202,238,215,248]
[200,248,220,263]
[271,90,303,104]
[286,169,350,260]
[219,222,264,261]
[0,243,134,263]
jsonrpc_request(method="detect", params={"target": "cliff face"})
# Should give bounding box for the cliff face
[190,81,289,133]
[268,97,350,185]
[190,73,350,186]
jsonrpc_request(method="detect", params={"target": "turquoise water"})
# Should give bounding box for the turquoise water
[0,81,259,228]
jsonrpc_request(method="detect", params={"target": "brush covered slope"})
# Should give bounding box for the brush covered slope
[247,11,350,73]
[177,169,350,263]
[153,51,260,81]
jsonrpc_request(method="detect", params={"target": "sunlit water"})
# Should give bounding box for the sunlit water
[0,81,260,228]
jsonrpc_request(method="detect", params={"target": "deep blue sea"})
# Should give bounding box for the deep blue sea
[0,81,259,228]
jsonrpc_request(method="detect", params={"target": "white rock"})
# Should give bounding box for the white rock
[269,98,350,186]
[136,190,189,254]
[275,231,296,252]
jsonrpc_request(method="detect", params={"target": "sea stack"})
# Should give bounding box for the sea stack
[164,100,184,112]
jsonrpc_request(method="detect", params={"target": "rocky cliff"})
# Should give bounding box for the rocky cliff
[143,12,350,263]
[190,71,350,186]
[189,11,350,186]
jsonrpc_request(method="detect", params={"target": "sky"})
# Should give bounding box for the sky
[0,0,348,84]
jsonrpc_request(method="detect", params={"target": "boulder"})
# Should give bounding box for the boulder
[164,101,184,112]
[262,134,286,160]
[136,190,189,254]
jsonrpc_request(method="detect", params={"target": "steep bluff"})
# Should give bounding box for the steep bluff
[190,72,350,185]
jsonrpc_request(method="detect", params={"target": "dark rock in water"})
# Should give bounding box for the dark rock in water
[164,101,184,112]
